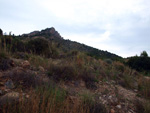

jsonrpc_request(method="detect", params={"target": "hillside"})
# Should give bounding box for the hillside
[22,27,122,60]
[0,28,150,113]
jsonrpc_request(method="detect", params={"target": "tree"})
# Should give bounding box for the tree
[0,29,3,36]
[140,51,148,57]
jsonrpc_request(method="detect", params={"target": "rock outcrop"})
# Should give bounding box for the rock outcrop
[22,27,63,40]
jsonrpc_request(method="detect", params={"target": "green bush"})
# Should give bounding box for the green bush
[127,56,150,72]
[11,38,26,52]
[26,38,50,55]
[26,38,58,58]
[0,36,12,51]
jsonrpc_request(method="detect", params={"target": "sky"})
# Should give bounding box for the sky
[0,0,150,58]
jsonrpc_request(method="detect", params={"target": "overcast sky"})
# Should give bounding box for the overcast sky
[0,0,150,57]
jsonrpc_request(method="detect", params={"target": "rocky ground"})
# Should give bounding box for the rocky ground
[0,58,148,113]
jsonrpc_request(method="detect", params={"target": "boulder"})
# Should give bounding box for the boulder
[21,60,30,68]
[110,109,115,113]
[5,79,14,89]
[38,66,45,72]
[0,92,19,105]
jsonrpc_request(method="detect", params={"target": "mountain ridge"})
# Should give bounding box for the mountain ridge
[21,27,122,60]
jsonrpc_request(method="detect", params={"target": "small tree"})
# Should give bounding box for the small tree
[0,29,3,36]
[140,51,148,57]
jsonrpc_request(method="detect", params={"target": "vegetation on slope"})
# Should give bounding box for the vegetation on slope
[127,51,150,76]
[0,28,150,113]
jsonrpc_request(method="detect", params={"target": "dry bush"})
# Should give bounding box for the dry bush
[138,77,150,99]
[28,55,50,68]
[113,61,125,73]
[135,100,150,113]
[1,85,105,113]
[48,63,77,81]
[81,91,107,113]
[0,58,13,71]
[0,49,13,71]
[7,69,42,89]
[81,72,97,90]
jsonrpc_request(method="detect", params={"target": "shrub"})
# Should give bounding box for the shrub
[138,77,150,99]
[28,55,49,68]
[0,36,12,50]
[104,59,113,64]
[0,50,8,59]
[1,85,93,113]
[0,28,3,36]
[48,63,77,81]
[7,69,42,89]
[13,52,29,60]
[0,58,13,71]
[135,100,150,113]
[114,61,125,73]
[11,38,26,52]
[82,73,97,90]
[26,38,52,57]
[127,56,150,72]
[81,91,107,113]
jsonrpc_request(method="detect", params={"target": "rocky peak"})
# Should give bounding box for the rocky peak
[22,27,62,39]
[41,27,62,39]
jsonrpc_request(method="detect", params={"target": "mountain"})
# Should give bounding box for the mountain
[22,27,122,60]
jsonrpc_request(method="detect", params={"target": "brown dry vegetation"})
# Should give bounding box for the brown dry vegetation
[1,34,150,113]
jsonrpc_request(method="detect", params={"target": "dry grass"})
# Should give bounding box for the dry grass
[135,99,150,113]
[0,85,107,113]
[138,76,150,99]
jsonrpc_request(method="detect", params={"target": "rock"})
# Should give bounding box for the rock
[110,109,115,113]
[116,105,121,109]
[0,92,19,105]
[26,94,30,98]
[134,89,138,92]
[103,95,106,97]
[80,80,85,87]
[74,81,79,87]
[4,88,11,92]
[144,76,150,80]
[42,77,50,83]
[102,100,107,104]
[0,82,3,86]
[5,79,14,89]
[9,59,15,67]
[108,95,112,100]
[39,66,45,72]
[99,96,102,100]
[21,60,30,68]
